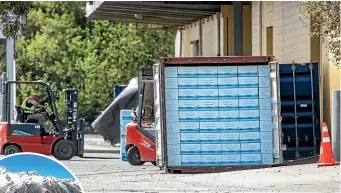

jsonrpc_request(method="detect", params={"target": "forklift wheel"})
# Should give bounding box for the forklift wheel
[151,161,157,166]
[4,144,21,155]
[127,146,145,166]
[53,140,76,160]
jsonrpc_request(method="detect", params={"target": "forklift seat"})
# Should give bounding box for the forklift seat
[14,105,26,123]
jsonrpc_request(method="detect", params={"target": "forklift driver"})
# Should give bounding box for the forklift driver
[21,94,45,125]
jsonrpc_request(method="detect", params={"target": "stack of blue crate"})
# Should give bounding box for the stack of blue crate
[164,65,273,167]
[120,109,133,161]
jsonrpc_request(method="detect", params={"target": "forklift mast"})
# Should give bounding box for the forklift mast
[137,68,155,125]
[64,88,84,156]
[136,68,155,142]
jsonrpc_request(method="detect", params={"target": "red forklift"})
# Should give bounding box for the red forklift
[0,78,84,160]
[125,68,157,166]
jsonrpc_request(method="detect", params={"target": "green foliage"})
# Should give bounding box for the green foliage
[299,1,340,67]
[0,1,33,38]
[12,2,175,123]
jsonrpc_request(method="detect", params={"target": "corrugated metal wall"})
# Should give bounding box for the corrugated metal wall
[279,63,320,160]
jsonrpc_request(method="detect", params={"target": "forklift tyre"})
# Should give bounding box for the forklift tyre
[151,161,157,166]
[4,144,21,155]
[53,140,76,160]
[127,146,145,166]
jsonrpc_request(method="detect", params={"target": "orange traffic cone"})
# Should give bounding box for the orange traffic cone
[317,122,340,167]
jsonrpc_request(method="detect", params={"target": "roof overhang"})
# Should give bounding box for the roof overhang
[86,1,250,27]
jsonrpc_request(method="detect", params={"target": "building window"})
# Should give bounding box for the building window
[190,40,199,56]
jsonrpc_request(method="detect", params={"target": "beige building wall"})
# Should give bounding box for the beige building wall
[252,1,310,63]
[181,5,252,57]
[181,21,200,57]
[252,1,340,132]
[181,15,220,57]
[322,50,340,133]
[202,15,219,56]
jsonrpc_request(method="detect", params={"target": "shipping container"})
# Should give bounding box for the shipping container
[155,56,285,173]
[279,63,320,160]
[113,84,127,99]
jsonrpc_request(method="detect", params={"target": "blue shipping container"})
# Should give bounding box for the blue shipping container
[279,63,320,160]
[113,84,127,98]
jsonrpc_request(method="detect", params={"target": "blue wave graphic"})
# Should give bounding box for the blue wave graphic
[240,139,261,143]
[198,85,218,89]
[220,129,240,133]
[239,84,259,88]
[218,96,238,99]
[198,107,219,110]
[181,163,202,166]
[239,106,259,110]
[178,85,198,89]
[239,95,259,99]
[221,151,241,154]
[179,118,200,122]
[218,74,237,77]
[198,96,219,99]
[178,96,199,100]
[181,151,201,155]
[240,117,260,121]
[121,117,133,120]
[201,151,221,154]
[198,74,217,78]
[178,74,197,78]
[179,107,199,111]
[181,140,201,144]
[239,128,260,132]
[200,129,220,133]
[200,140,221,144]
[220,118,239,121]
[218,85,238,88]
[219,107,239,110]
[221,140,240,143]
[179,129,199,133]
[238,73,258,77]
[200,118,220,122]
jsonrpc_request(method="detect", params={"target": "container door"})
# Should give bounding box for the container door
[153,63,164,167]
[279,63,320,160]
[269,61,283,164]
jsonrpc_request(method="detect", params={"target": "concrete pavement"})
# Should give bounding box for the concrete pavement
[0,152,339,193]
[0,134,339,192]
[83,134,120,154]
[61,153,340,193]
